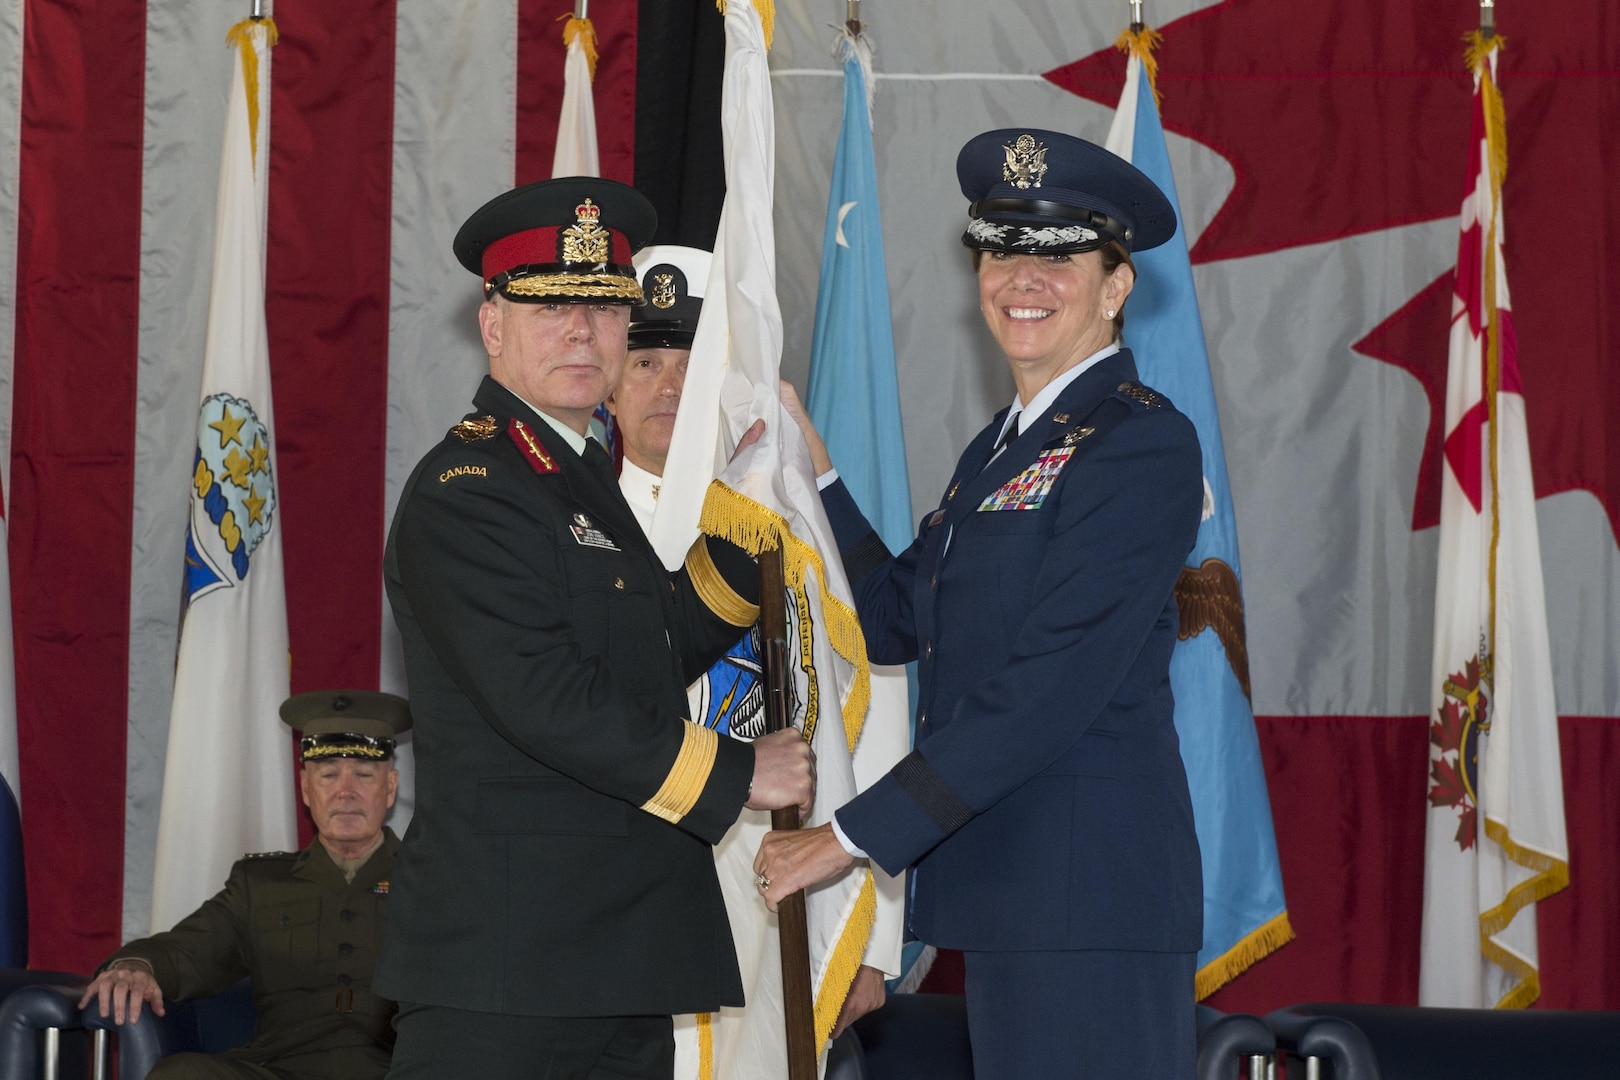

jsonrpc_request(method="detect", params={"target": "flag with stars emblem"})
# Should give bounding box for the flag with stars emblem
[149,17,297,933]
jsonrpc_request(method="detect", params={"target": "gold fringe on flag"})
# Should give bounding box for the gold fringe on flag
[715,0,775,51]
[1479,820,1570,1008]
[812,869,878,1048]
[225,17,279,173]
[1114,24,1165,108]
[560,15,600,81]
[1194,911,1296,1001]
[698,480,871,753]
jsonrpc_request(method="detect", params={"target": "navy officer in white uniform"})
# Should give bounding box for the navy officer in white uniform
[758,129,1205,1077]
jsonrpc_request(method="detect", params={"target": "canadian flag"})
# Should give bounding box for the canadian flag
[1418,36,1569,1010]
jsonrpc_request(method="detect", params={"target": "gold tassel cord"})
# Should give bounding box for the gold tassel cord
[1114,24,1164,108]
[715,0,775,51]
[225,18,279,175]
[699,480,872,753]
[1193,911,1296,1001]
[811,870,878,1048]
[560,15,599,82]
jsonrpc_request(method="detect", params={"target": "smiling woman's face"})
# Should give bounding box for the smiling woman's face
[976,249,1132,393]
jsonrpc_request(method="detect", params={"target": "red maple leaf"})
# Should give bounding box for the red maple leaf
[1429,754,1468,809]
[1455,804,1478,851]
[1431,699,1466,754]
[1046,0,1620,541]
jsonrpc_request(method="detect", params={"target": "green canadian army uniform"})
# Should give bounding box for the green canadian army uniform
[107,831,400,1080]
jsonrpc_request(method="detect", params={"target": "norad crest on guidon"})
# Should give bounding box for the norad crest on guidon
[185,393,277,605]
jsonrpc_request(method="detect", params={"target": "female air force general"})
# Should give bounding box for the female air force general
[758,128,1207,1077]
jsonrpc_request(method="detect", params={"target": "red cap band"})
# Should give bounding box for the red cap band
[481,225,632,281]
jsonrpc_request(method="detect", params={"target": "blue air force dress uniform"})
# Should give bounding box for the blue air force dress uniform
[105,692,411,1080]
[377,180,765,1073]
[820,131,1206,1076]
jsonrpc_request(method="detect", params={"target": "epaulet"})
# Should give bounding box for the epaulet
[241,850,295,861]
[450,414,499,442]
[1114,381,1164,409]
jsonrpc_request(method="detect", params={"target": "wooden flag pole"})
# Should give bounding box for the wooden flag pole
[760,543,818,1080]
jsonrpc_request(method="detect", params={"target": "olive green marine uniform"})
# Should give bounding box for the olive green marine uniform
[107,831,400,1080]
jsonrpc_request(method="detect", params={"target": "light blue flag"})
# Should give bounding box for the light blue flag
[806,37,912,552]
[806,33,923,994]
[1107,47,1292,997]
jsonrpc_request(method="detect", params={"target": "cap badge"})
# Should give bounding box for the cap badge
[561,198,610,264]
[1002,134,1048,190]
[650,273,677,309]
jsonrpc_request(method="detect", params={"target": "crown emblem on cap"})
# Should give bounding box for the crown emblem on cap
[562,198,611,264]
[650,273,677,309]
[1002,133,1048,190]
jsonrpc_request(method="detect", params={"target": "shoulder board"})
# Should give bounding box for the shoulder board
[1115,381,1164,409]
[451,414,499,442]
[507,418,560,475]
[241,850,295,861]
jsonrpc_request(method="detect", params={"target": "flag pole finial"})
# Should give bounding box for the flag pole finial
[575,0,589,20]
[251,0,263,19]
[1130,0,1144,33]
[845,0,862,38]
[1480,0,1495,38]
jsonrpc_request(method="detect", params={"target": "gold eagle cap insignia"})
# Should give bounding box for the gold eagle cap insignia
[650,273,677,309]
[1174,558,1252,701]
[452,415,499,442]
[1002,133,1049,190]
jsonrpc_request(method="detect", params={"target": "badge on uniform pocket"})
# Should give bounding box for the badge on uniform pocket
[569,512,621,551]
[978,445,1076,512]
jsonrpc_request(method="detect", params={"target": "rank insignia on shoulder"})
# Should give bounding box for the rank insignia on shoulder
[508,419,559,475]
[373,881,389,895]
[1116,381,1163,409]
[978,445,1076,512]
[243,850,294,861]
[452,415,498,442]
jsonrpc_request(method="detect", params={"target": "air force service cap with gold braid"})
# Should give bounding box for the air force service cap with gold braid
[957,128,1175,256]
[453,177,657,304]
[281,690,411,762]
[628,245,712,351]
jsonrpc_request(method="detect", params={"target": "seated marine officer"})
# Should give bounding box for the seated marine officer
[80,691,410,1080]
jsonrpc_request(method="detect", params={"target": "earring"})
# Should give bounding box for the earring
[1106,309,1116,318]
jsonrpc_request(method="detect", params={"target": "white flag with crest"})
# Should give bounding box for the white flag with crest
[1418,36,1569,1009]
[656,2,888,1076]
[149,17,297,932]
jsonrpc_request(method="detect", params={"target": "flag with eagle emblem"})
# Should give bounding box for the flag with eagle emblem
[1104,28,1291,999]
[1417,35,1569,1010]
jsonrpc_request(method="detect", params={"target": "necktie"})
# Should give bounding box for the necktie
[985,411,1021,470]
